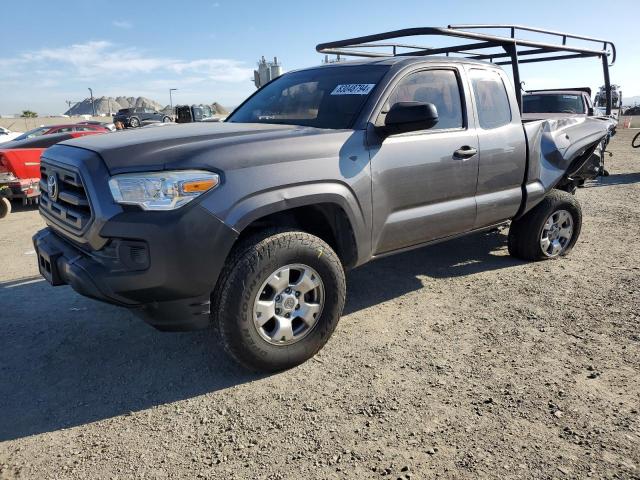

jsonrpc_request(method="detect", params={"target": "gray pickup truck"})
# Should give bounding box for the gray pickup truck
[33,36,615,371]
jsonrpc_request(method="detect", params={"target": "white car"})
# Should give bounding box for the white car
[0,126,23,144]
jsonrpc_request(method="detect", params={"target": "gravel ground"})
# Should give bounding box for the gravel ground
[0,129,638,480]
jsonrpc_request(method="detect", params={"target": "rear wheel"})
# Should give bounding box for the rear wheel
[0,197,11,219]
[162,116,172,123]
[129,117,140,128]
[212,229,346,371]
[508,190,582,261]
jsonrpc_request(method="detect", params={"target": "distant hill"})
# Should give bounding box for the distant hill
[65,96,165,116]
[66,97,230,116]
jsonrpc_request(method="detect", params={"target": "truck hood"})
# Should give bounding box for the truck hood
[59,122,348,175]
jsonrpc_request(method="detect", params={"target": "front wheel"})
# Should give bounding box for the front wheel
[212,229,346,372]
[508,190,582,261]
[162,116,172,123]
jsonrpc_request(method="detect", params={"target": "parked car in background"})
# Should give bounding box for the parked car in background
[522,88,596,120]
[594,84,622,109]
[0,130,105,218]
[113,108,172,128]
[0,127,23,144]
[175,104,222,123]
[77,120,116,132]
[10,123,110,142]
[623,106,640,116]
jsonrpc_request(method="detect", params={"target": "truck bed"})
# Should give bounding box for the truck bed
[520,116,616,214]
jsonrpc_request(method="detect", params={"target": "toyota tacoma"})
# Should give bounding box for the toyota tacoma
[33,35,616,371]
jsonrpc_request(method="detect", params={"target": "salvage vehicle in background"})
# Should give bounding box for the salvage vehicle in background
[113,108,172,128]
[33,25,617,371]
[0,126,23,144]
[174,104,221,123]
[10,123,110,142]
[595,84,622,109]
[522,88,596,119]
[0,131,105,218]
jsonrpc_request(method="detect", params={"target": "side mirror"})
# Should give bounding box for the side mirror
[588,107,594,116]
[383,102,439,134]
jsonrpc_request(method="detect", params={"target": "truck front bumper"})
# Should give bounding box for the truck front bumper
[33,204,238,331]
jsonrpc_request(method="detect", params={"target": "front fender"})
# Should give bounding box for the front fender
[223,182,372,266]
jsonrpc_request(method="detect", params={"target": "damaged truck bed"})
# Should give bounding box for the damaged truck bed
[522,115,616,213]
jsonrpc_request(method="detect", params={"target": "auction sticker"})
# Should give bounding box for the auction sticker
[331,84,376,95]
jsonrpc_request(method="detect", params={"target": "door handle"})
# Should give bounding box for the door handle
[453,146,478,159]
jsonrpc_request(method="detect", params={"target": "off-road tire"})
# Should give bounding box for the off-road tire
[212,229,346,372]
[129,117,140,128]
[508,189,582,261]
[0,197,11,218]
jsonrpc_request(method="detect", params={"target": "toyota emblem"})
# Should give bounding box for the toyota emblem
[47,174,59,202]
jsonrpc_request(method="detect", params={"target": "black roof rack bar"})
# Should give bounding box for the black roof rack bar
[394,41,497,57]
[317,27,613,62]
[316,25,616,114]
[470,47,554,62]
[449,24,613,49]
[494,52,602,66]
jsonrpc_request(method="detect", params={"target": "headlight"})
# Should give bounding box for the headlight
[108,170,220,211]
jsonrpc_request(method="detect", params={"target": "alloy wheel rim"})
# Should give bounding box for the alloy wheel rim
[540,209,574,257]
[252,263,324,346]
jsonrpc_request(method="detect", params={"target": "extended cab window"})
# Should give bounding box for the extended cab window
[470,69,512,129]
[228,65,389,129]
[382,69,464,130]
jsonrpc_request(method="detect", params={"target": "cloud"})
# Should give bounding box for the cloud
[112,20,133,29]
[3,40,252,82]
[0,40,256,114]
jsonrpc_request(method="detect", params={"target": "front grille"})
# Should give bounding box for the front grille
[39,160,93,234]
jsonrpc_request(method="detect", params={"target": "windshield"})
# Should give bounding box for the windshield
[228,65,389,129]
[13,126,49,141]
[523,94,585,114]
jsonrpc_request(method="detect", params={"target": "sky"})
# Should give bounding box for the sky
[1,0,639,115]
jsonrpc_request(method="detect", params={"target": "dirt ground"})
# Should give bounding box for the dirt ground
[0,129,638,480]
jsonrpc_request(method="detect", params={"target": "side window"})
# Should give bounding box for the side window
[56,127,73,133]
[383,69,464,130]
[469,69,512,129]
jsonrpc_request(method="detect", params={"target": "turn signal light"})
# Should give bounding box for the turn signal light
[181,178,218,194]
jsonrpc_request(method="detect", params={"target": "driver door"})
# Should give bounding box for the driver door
[369,67,479,254]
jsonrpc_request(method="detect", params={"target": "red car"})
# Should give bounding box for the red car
[0,131,105,217]
[10,123,110,142]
